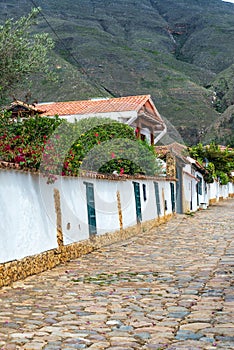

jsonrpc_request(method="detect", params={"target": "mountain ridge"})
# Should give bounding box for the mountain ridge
[0,0,234,145]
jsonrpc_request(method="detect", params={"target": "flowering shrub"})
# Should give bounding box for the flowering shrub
[0,112,62,170]
[0,113,161,178]
[79,138,160,176]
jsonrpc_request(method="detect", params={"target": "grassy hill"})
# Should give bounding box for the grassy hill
[0,0,234,145]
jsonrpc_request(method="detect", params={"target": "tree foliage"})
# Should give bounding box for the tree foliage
[42,117,162,177]
[189,143,234,185]
[0,114,162,180]
[0,8,54,105]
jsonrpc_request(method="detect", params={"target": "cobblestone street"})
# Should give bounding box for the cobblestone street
[0,199,233,350]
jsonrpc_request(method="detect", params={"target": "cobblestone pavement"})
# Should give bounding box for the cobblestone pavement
[0,200,234,350]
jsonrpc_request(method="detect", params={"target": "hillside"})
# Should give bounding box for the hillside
[0,0,234,145]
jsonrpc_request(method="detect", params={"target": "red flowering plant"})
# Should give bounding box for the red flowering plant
[61,119,139,176]
[61,118,162,176]
[0,113,162,180]
[0,111,62,170]
[81,138,160,176]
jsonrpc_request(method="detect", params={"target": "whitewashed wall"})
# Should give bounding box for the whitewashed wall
[207,180,234,203]
[58,178,122,243]
[56,177,175,241]
[183,172,197,212]
[128,179,174,222]
[207,180,219,203]
[194,170,208,207]
[0,171,57,264]
[228,182,234,195]
[0,170,175,263]
[219,184,229,199]
[1,168,233,264]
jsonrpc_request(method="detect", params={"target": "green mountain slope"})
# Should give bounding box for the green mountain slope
[0,0,234,145]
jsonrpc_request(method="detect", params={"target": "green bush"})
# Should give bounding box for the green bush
[62,119,160,176]
[189,142,234,183]
[0,114,161,178]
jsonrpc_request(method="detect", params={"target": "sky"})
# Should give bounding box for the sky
[222,0,234,3]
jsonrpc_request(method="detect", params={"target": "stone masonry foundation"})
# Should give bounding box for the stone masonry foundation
[0,214,173,288]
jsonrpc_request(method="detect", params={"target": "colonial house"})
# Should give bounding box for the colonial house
[156,142,208,213]
[7,95,167,145]
[0,95,177,286]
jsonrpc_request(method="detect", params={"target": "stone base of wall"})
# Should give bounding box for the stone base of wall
[0,214,173,288]
[183,200,191,213]
[209,198,218,205]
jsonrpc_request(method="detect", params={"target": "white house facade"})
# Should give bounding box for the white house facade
[9,95,167,145]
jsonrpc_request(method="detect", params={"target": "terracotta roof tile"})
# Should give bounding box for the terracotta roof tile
[37,95,151,117]
[155,142,189,162]
[7,100,44,113]
[156,142,187,155]
[0,162,174,180]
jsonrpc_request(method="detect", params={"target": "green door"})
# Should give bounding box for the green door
[154,182,161,217]
[133,182,142,222]
[170,182,176,213]
[85,182,97,236]
[176,166,183,213]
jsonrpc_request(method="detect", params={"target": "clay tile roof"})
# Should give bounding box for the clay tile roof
[155,145,169,156]
[156,142,188,155]
[155,142,189,162]
[218,145,233,152]
[37,95,151,117]
[10,100,44,113]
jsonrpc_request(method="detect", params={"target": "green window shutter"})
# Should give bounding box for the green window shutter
[84,182,97,236]
[154,182,161,217]
[142,184,147,201]
[170,182,175,213]
[133,182,142,222]
[197,176,202,195]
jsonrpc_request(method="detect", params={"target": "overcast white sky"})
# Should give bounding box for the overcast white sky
[222,0,234,3]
